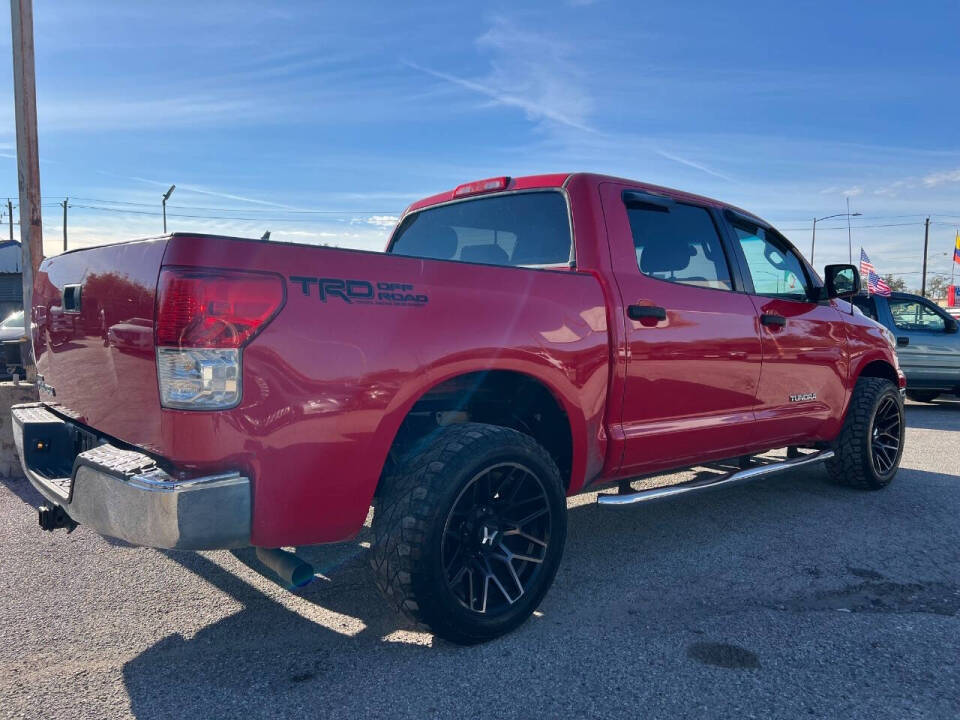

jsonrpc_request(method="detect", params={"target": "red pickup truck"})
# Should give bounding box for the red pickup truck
[14,173,906,643]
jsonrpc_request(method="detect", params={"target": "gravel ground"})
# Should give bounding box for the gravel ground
[1,399,958,719]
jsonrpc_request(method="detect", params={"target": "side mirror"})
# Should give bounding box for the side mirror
[824,264,860,299]
[946,317,959,334]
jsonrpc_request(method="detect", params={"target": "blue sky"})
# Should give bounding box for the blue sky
[0,0,958,286]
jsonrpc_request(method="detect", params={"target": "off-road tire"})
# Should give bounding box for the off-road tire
[825,377,904,489]
[905,390,940,403]
[370,422,567,644]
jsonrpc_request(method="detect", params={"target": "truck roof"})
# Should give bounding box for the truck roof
[406,172,768,227]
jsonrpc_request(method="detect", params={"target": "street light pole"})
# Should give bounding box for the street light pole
[811,217,817,263]
[810,211,862,265]
[162,184,175,234]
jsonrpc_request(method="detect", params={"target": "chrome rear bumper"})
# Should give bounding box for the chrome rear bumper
[12,403,250,550]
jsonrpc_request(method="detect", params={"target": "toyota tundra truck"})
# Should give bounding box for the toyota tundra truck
[14,173,906,644]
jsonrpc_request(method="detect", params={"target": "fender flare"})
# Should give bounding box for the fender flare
[368,352,603,497]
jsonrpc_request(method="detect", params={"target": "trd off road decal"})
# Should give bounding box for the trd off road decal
[290,276,428,306]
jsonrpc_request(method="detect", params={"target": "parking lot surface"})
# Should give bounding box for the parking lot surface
[1,400,958,719]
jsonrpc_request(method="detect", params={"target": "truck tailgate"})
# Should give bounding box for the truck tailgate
[33,238,168,446]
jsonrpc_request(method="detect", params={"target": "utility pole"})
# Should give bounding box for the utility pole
[10,0,43,375]
[61,197,67,252]
[846,196,853,264]
[60,198,70,252]
[6,199,12,241]
[921,216,930,297]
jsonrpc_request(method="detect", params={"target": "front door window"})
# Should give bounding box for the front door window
[733,225,811,301]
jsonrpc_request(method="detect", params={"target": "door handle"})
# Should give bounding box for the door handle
[628,305,667,322]
[897,336,909,346]
[760,313,786,328]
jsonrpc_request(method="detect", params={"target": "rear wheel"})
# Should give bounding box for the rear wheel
[905,390,940,403]
[826,377,904,489]
[371,423,567,644]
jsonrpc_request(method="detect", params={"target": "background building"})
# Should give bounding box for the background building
[0,240,23,319]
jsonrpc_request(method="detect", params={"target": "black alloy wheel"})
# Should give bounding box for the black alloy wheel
[441,462,552,615]
[371,422,567,644]
[826,376,904,489]
[870,395,902,475]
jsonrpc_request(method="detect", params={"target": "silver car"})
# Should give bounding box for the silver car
[0,310,26,378]
[851,292,960,402]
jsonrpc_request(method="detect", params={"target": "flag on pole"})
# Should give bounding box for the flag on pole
[859,248,892,296]
[954,231,960,265]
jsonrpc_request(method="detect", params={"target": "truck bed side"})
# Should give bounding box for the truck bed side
[34,234,610,546]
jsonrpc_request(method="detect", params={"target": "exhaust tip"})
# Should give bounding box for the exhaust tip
[255,547,315,588]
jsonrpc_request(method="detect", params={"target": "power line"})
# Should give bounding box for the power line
[72,197,399,214]
[884,270,950,277]
[779,221,924,231]
[69,204,394,224]
[773,213,930,222]
[2,194,399,215]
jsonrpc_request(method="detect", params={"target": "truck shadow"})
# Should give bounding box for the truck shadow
[120,464,959,719]
[904,399,960,431]
[0,474,45,507]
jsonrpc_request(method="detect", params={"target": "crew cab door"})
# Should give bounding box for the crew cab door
[599,183,763,475]
[723,214,848,445]
[877,295,960,389]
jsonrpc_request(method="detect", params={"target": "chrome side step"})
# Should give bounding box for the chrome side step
[597,449,835,506]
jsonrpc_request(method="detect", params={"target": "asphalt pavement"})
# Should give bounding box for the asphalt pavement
[1,399,958,719]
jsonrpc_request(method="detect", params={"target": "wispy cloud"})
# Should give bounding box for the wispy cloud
[922,168,960,187]
[403,16,597,135]
[402,60,597,134]
[403,17,740,184]
[841,166,960,198]
[653,148,735,182]
[3,95,273,133]
[358,215,400,229]
[115,174,298,209]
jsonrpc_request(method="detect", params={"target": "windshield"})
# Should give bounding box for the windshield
[1,311,24,329]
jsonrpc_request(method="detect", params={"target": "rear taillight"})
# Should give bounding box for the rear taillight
[155,268,284,410]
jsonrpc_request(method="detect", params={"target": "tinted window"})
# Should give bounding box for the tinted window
[888,299,946,332]
[389,192,571,267]
[850,296,878,320]
[625,202,732,290]
[734,225,810,301]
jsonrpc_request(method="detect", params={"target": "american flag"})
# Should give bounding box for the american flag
[859,248,891,296]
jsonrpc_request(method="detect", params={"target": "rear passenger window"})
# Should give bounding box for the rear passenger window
[625,202,733,290]
[389,191,571,267]
[851,296,878,320]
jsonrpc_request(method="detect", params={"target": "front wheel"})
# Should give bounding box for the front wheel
[826,377,904,489]
[370,423,567,644]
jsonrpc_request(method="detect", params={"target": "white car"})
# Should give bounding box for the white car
[0,310,26,343]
